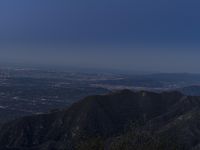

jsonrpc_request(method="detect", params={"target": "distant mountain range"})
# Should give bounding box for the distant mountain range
[1,90,200,149]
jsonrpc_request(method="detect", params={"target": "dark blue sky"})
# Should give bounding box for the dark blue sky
[0,0,200,72]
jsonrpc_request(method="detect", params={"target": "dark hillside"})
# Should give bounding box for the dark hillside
[0,90,199,150]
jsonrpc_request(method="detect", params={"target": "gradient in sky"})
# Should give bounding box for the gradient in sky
[0,0,200,72]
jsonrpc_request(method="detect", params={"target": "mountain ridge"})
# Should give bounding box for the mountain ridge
[0,90,200,150]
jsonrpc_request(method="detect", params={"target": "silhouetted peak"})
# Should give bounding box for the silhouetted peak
[0,90,199,150]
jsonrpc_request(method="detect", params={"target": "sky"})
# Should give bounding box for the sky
[0,0,200,73]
